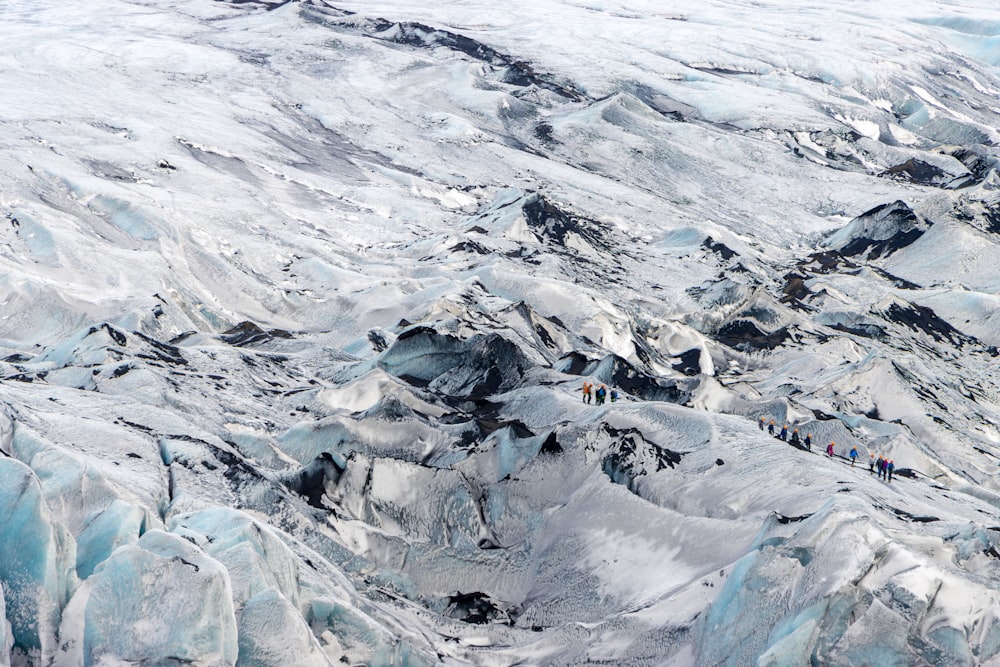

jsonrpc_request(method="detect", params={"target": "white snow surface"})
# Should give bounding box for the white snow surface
[2,0,1000,665]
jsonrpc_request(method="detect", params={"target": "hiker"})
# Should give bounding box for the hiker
[804,433,812,450]
[768,420,775,435]
[595,385,607,405]
[826,441,835,457]
[790,429,800,445]
[877,457,886,479]
[610,388,619,403]
[887,459,895,483]
[869,453,875,474]
[779,424,788,441]
[759,416,766,431]
[849,446,858,466]
[582,382,592,404]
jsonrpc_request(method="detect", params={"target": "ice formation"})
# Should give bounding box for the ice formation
[2,0,1000,665]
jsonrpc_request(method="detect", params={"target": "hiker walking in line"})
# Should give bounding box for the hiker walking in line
[779,424,788,441]
[582,382,592,404]
[804,433,812,450]
[768,420,776,435]
[826,441,835,457]
[869,453,876,474]
[759,416,766,431]
[849,446,858,467]
[595,384,607,405]
[887,459,895,483]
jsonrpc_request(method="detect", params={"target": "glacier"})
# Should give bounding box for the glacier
[3,0,1000,665]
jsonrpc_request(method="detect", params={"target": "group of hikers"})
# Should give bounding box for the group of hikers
[582,381,618,405]
[576,389,900,481]
[870,454,896,481]
[759,417,897,483]
[760,418,812,449]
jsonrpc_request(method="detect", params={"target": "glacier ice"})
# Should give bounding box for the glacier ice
[169,508,301,610]
[4,0,1000,664]
[75,500,150,581]
[0,584,10,667]
[0,459,75,666]
[236,589,332,667]
[82,530,238,667]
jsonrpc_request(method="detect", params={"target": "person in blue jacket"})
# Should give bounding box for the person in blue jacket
[850,446,858,467]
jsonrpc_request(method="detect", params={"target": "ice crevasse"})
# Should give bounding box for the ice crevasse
[0,454,333,667]
[0,458,75,666]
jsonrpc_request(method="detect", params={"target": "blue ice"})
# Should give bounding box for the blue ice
[83,530,238,666]
[75,500,149,580]
[169,507,301,609]
[0,459,75,664]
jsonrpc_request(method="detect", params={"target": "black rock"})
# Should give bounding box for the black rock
[702,237,737,260]
[221,321,271,347]
[444,592,509,625]
[602,424,684,494]
[672,349,702,376]
[714,320,790,352]
[379,329,534,399]
[283,453,345,509]
[880,158,973,189]
[219,321,293,347]
[829,201,930,261]
[882,302,974,347]
[540,431,563,455]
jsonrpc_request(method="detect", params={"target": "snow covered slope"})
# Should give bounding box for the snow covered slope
[2,0,1000,665]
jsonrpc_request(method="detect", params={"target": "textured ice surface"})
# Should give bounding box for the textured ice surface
[0,459,75,665]
[82,531,238,667]
[4,0,1000,664]
[169,508,301,610]
[236,589,332,667]
[0,585,10,667]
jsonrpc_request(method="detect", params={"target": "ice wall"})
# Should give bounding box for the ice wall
[0,584,10,667]
[0,459,75,665]
[82,530,238,667]
[236,589,333,667]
